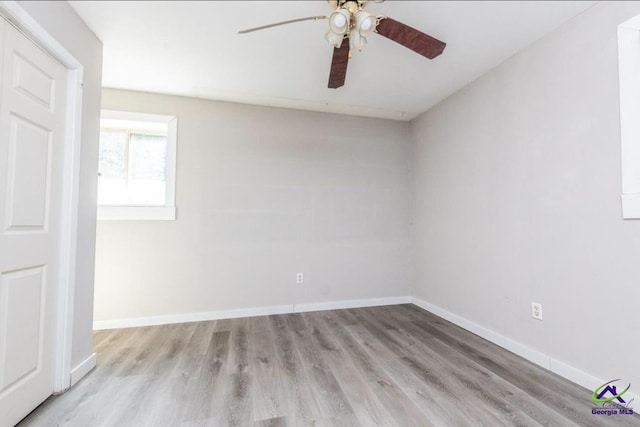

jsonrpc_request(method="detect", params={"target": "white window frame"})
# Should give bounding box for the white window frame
[97,110,177,221]
[618,15,640,219]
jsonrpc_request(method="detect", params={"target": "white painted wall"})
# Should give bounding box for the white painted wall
[411,1,640,388]
[15,1,102,370]
[94,89,412,322]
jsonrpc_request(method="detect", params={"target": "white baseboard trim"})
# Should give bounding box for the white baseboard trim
[70,352,96,387]
[411,297,550,369]
[294,296,412,313]
[548,358,640,405]
[93,296,413,331]
[93,304,293,330]
[411,297,640,404]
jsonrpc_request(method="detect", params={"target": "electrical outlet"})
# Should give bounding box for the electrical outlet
[531,302,543,320]
[296,273,304,284]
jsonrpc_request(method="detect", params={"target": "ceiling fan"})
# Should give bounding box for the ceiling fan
[238,0,446,89]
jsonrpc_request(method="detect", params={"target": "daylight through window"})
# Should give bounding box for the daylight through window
[98,111,177,220]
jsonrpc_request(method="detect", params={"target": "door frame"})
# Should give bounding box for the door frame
[0,1,85,393]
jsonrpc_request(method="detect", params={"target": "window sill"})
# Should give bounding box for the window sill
[97,206,176,221]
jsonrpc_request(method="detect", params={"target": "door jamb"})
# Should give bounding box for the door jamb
[0,1,85,393]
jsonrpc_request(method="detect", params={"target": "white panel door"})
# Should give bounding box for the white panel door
[0,17,68,427]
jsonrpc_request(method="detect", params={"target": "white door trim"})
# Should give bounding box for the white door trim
[618,14,640,218]
[0,1,85,393]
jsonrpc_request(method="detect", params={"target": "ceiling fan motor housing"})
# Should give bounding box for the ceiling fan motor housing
[329,1,366,10]
[340,1,361,15]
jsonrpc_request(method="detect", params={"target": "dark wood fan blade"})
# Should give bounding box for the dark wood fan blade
[328,41,349,89]
[376,17,446,59]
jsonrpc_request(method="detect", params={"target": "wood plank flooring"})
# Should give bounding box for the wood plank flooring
[17,304,640,426]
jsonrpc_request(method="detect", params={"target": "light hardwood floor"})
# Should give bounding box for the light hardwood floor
[18,304,640,426]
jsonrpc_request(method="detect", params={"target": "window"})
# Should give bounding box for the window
[618,15,640,219]
[97,110,177,220]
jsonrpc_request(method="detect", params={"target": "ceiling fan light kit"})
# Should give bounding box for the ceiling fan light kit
[239,0,446,89]
[349,28,361,52]
[329,9,351,35]
[326,2,377,55]
[355,11,377,37]
[325,30,345,48]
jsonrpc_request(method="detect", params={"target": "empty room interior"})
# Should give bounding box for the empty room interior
[1,0,640,426]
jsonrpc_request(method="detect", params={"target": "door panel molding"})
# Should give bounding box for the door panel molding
[4,113,53,233]
[0,265,46,391]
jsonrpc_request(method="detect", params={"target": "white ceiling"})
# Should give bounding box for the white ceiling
[70,1,596,121]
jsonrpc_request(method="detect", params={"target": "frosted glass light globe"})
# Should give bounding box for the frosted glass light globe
[333,14,346,28]
[329,9,350,35]
[355,11,376,37]
[360,17,372,31]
